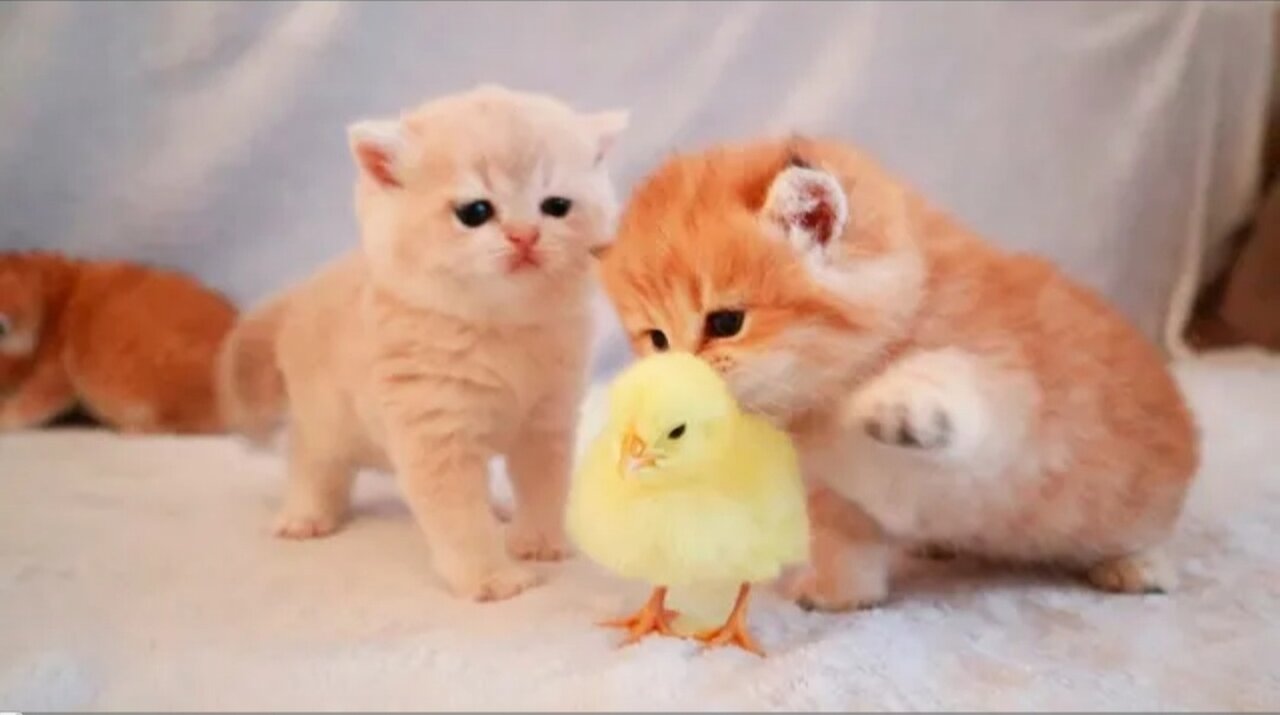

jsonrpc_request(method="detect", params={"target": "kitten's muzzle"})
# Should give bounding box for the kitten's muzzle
[504,225,540,249]
[504,225,543,271]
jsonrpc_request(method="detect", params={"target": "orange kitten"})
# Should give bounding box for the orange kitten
[0,251,236,433]
[599,137,1198,610]
[218,86,627,601]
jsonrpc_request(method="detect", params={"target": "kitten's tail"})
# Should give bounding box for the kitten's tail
[216,297,288,446]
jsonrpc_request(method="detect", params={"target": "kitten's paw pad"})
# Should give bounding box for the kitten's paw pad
[505,523,571,561]
[846,350,996,457]
[848,381,955,451]
[272,511,341,540]
[1087,553,1175,594]
[455,564,543,602]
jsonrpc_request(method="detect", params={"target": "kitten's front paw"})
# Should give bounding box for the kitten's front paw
[505,520,571,561]
[845,355,986,456]
[272,508,342,540]
[450,562,543,602]
[848,382,954,451]
[781,566,886,613]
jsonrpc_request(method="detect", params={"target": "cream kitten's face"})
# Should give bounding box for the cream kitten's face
[350,86,627,316]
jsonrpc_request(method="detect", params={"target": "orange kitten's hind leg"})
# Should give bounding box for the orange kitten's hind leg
[1086,548,1176,594]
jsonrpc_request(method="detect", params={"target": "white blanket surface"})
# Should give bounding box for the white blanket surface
[2,352,1278,710]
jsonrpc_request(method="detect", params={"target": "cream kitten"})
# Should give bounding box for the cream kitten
[218,85,628,601]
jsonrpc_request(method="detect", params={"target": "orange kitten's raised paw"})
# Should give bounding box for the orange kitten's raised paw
[505,522,571,561]
[272,510,342,540]
[453,563,542,602]
[845,349,987,455]
[1086,550,1175,594]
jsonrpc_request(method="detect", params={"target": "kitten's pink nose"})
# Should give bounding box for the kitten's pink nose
[505,226,540,248]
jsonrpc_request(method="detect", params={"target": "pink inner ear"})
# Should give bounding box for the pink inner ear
[355,143,402,189]
[795,181,837,246]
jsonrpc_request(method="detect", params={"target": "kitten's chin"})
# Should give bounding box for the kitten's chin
[735,392,809,426]
[725,377,807,426]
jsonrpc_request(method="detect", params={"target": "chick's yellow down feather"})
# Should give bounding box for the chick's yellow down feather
[566,352,810,654]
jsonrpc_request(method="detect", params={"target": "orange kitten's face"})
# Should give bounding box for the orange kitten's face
[601,143,887,422]
[602,139,926,423]
[0,260,43,392]
[350,86,628,315]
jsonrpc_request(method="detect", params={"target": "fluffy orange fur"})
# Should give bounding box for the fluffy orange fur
[0,251,236,433]
[599,137,1199,610]
[218,86,627,602]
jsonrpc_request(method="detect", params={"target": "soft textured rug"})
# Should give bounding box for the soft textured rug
[2,351,1278,711]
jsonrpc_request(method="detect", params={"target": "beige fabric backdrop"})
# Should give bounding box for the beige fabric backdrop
[0,1,1271,375]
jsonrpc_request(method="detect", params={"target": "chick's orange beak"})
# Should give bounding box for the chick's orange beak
[619,431,656,475]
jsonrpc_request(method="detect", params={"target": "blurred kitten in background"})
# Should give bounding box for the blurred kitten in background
[218,85,627,602]
[0,251,236,433]
[600,137,1198,610]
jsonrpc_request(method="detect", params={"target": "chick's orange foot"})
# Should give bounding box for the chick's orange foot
[599,586,681,646]
[693,583,765,657]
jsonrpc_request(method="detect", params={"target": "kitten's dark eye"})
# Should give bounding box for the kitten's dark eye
[0,316,9,337]
[454,200,495,228]
[668,424,686,440]
[540,196,572,218]
[648,330,669,352]
[704,310,745,339]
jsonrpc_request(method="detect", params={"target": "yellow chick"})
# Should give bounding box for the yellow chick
[567,352,810,656]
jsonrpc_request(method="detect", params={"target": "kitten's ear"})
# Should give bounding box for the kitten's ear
[760,164,849,262]
[347,119,405,189]
[584,110,629,164]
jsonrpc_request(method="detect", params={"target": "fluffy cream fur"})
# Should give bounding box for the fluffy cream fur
[218,85,627,601]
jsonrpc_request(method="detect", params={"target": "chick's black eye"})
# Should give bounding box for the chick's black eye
[704,310,745,339]
[454,200,495,228]
[668,424,686,440]
[540,196,572,218]
[648,330,669,352]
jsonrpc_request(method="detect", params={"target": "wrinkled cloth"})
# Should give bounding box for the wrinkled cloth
[0,2,1270,377]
